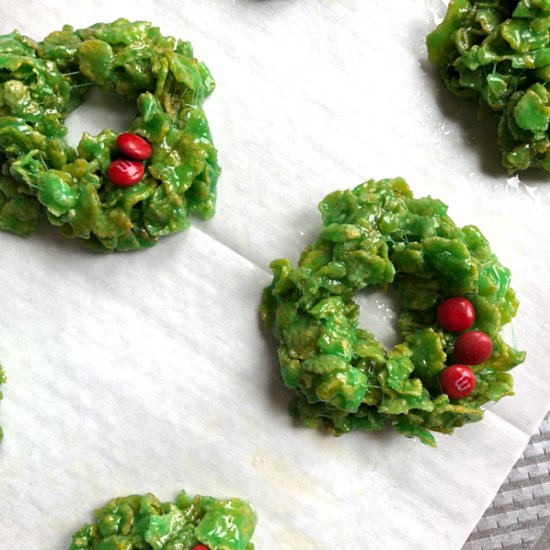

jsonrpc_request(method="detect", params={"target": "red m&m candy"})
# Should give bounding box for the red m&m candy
[439,365,476,400]
[117,133,152,160]
[107,159,144,187]
[454,331,492,365]
[192,545,209,550]
[437,297,475,332]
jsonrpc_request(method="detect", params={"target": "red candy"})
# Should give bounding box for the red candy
[454,331,492,365]
[116,133,152,160]
[439,365,476,400]
[192,546,209,550]
[437,297,475,332]
[107,159,144,187]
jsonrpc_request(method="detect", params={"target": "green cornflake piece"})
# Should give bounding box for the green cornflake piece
[195,499,256,550]
[0,20,219,251]
[68,491,256,550]
[406,328,447,378]
[513,82,550,133]
[315,367,368,413]
[260,178,525,446]
[427,0,550,173]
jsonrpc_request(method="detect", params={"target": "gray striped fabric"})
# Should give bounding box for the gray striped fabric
[533,521,550,550]
[464,412,550,550]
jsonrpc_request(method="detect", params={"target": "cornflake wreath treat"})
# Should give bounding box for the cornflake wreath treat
[69,490,256,550]
[260,178,525,447]
[0,19,219,251]
[427,0,550,173]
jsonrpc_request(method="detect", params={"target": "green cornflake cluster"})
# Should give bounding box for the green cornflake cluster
[69,491,256,550]
[0,364,5,442]
[0,19,219,251]
[260,178,525,447]
[427,0,550,173]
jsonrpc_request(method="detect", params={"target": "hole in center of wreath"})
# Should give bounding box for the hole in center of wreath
[355,286,401,350]
[65,87,137,148]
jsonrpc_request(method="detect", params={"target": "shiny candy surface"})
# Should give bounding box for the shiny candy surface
[193,546,210,550]
[117,132,152,160]
[440,365,476,400]
[454,331,493,365]
[437,297,475,333]
[107,159,144,187]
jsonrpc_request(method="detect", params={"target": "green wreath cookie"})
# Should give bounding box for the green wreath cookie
[427,0,550,173]
[69,490,256,550]
[0,19,219,251]
[260,178,525,447]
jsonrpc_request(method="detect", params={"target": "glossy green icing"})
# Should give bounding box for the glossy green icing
[427,0,550,173]
[69,491,256,550]
[260,178,525,447]
[0,19,219,251]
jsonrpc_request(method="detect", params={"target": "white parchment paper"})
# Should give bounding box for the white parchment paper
[0,1,548,549]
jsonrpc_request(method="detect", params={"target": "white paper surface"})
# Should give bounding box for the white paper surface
[0,1,549,549]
